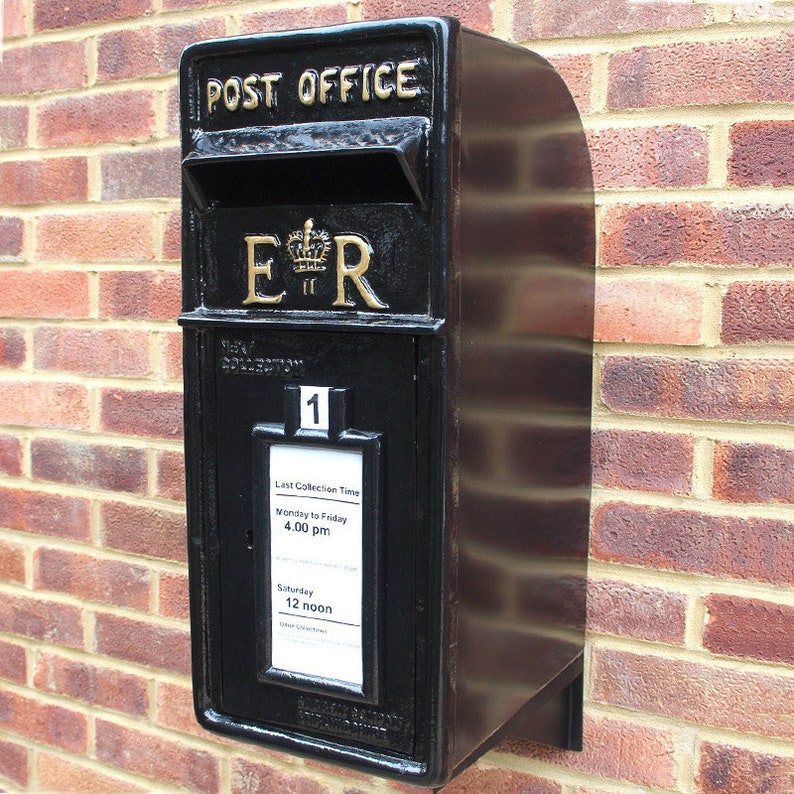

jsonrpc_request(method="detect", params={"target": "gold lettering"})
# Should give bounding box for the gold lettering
[396,60,419,99]
[332,234,387,309]
[243,236,285,305]
[223,77,241,111]
[260,72,281,108]
[361,64,374,101]
[339,66,358,103]
[374,63,394,100]
[298,70,318,106]
[242,74,260,110]
[207,78,222,114]
[319,67,338,104]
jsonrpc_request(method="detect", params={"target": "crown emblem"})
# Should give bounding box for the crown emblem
[287,218,331,274]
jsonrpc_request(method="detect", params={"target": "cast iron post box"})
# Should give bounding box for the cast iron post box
[180,17,594,788]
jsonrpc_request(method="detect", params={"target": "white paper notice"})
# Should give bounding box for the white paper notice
[269,443,363,688]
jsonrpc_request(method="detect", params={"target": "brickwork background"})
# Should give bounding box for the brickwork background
[1,0,793,791]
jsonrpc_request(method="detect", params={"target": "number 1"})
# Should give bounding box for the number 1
[307,392,319,425]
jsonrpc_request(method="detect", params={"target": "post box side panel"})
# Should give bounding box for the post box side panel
[453,30,594,765]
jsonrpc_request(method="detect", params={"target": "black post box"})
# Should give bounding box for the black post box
[180,17,594,788]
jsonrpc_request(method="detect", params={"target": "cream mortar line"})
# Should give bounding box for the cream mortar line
[595,266,794,284]
[0,527,187,576]
[520,18,794,55]
[0,369,184,388]
[0,474,187,513]
[588,560,794,605]
[0,0,344,52]
[590,410,794,441]
[589,485,794,523]
[15,198,182,213]
[588,633,794,681]
[581,103,794,126]
[593,186,794,204]
[477,752,682,794]
[581,701,794,760]
[0,140,181,162]
[0,581,189,633]
[594,341,794,359]
[0,424,184,448]
[3,12,790,56]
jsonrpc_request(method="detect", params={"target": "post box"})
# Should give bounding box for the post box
[180,17,594,788]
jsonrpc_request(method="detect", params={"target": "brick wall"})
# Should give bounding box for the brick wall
[1,0,793,792]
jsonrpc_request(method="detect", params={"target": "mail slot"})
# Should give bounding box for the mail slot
[180,17,594,787]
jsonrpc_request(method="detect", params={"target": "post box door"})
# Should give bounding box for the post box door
[189,326,442,759]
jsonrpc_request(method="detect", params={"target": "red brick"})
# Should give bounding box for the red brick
[0,640,26,684]
[100,388,183,440]
[160,332,183,382]
[0,381,88,430]
[714,441,794,504]
[34,327,151,378]
[34,653,149,717]
[101,147,181,200]
[730,121,794,186]
[589,126,708,189]
[101,500,186,563]
[37,90,156,147]
[35,547,151,611]
[595,280,703,344]
[35,0,153,30]
[722,282,794,342]
[36,212,155,262]
[601,203,794,267]
[515,0,705,38]
[238,5,348,34]
[0,158,88,205]
[95,612,190,675]
[3,0,27,38]
[593,647,794,740]
[32,438,147,494]
[36,753,146,793]
[0,537,26,583]
[0,591,83,648]
[363,0,490,29]
[0,216,24,259]
[96,719,219,793]
[0,486,90,542]
[99,270,181,320]
[159,570,189,620]
[98,19,226,81]
[0,106,29,150]
[609,35,794,109]
[156,681,211,740]
[593,501,794,585]
[601,355,794,424]
[441,766,560,794]
[588,579,687,645]
[506,714,676,788]
[545,54,592,115]
[231,758,331,794]
[704,595,794,665]
[0,736,28,787]
[0,270,89,318]
[592,429,693,495]
[0,435,22,476]
[163,211,181,260]
[156,450,185,502]
[698,741,794,794]
[0,327,25,367]
[0,40,86,95]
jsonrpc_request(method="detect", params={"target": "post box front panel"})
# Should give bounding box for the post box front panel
[180,22,448,325]
[192,327,441,759]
